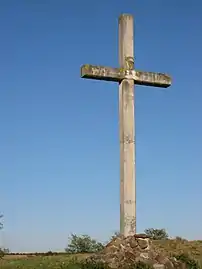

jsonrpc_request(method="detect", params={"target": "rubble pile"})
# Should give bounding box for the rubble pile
[87,234,186,269]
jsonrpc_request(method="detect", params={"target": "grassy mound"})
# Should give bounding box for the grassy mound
[153,239,202,263]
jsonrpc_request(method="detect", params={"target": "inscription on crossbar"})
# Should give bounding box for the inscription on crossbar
[81,64,171,88]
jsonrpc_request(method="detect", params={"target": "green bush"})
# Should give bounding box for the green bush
[79,260,108,269]
[65,234,104,253]
[144,228,169,240]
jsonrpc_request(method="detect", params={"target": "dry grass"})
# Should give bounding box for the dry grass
[3,254,29,260]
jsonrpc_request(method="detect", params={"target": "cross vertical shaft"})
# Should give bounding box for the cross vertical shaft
[119,14,136,237]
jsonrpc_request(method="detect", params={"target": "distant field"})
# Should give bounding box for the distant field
[3,253,90,260]
[3,254,29,259]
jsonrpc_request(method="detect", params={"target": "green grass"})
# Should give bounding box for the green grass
[1,240,202,269]
[0,255,82,269]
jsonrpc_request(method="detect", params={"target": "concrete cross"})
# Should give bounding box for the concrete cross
[80,14,171,237]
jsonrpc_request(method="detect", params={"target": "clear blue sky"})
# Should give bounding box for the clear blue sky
[0,0,201,253]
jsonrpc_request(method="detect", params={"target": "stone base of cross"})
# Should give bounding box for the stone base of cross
[80,14,171,237]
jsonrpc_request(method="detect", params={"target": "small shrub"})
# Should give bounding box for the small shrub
[174,253,200,269]
[0,249,4,259]
[0,214,3,230]
[129,261,153,269]
[175,236,188,242]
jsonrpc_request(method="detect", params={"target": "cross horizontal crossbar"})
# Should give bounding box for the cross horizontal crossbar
[81,64,171,88]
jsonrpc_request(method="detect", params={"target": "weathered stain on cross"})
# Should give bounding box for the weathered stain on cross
[80,14,171,237]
